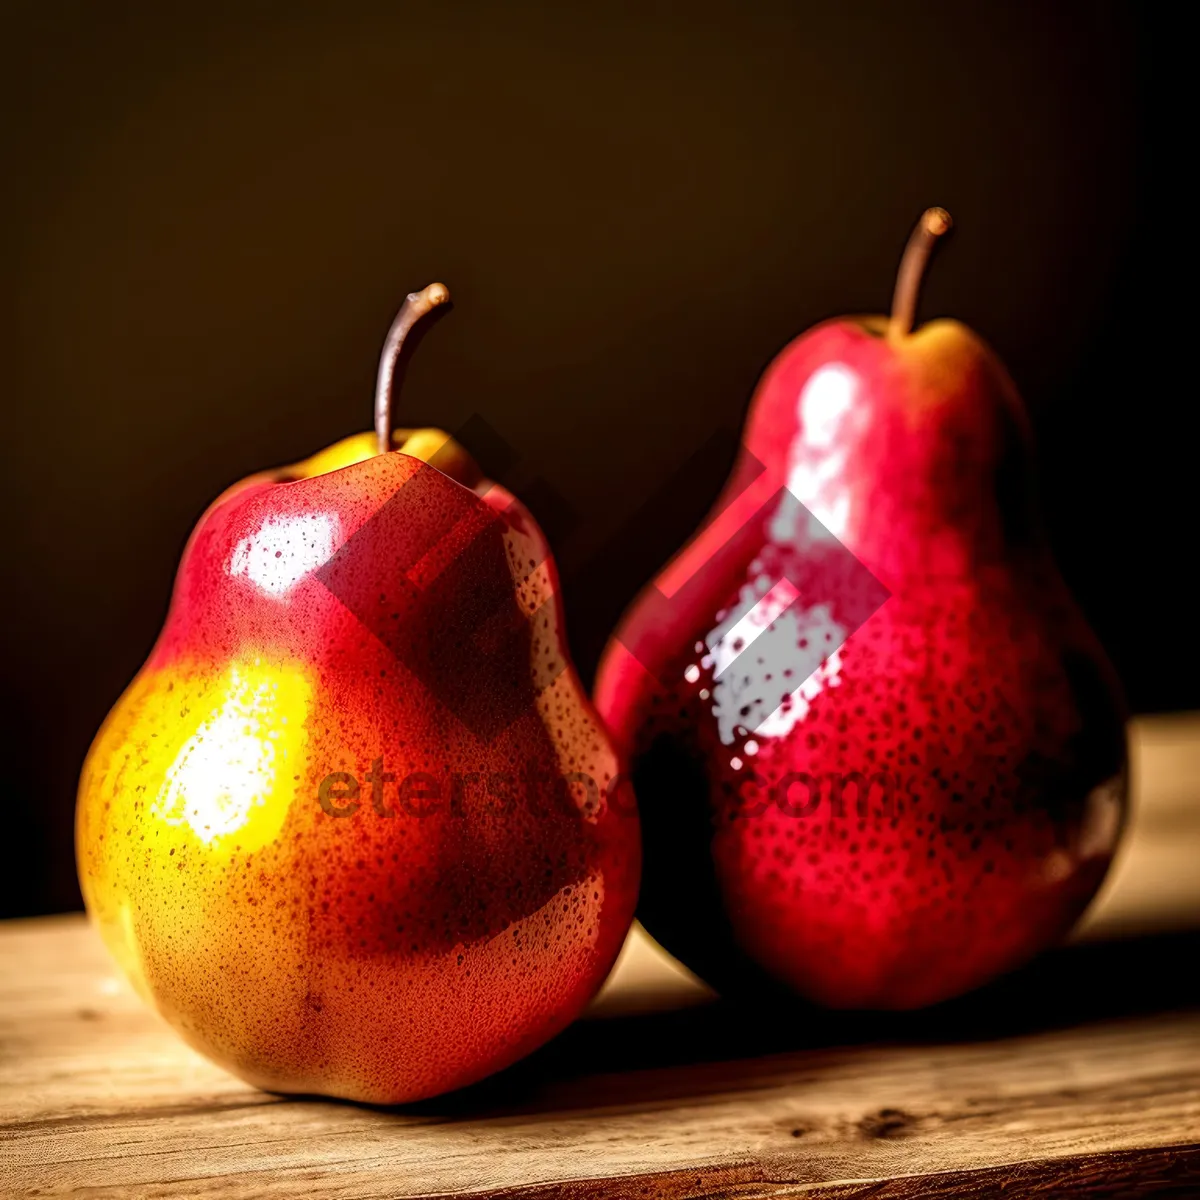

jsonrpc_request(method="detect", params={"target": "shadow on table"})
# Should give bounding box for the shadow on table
[396,927,1200,1119]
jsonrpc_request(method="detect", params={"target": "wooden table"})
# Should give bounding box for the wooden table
[3,715,1200,1198]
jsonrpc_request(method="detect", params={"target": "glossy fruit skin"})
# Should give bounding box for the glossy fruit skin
[595,316,1126,1009]
[77,446,639,1104]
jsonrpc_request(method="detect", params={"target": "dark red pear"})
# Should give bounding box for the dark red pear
[595,211,1127,1008]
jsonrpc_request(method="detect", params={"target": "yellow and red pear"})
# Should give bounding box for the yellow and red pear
[77,285,640,1103]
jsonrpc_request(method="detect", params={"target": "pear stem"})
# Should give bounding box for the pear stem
[888,208,952,342]
[374,282,451,455]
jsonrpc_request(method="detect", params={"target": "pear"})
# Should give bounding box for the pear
[595,213,1126,1008]
[77,285,640,1102]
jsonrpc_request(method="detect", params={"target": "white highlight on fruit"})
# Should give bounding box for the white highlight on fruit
[153,660,308,844]
[698,364,863,746]
[1078,773,1125,859]
[769,363,858,544]
[799,363,856,447]
[705,574,846,746]
[753,643,844,740]
[1036,773,1125,886]
[707,578,800,678]
[683,664,701,684]
[229,512,338,598]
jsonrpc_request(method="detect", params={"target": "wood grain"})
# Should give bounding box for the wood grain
[2,714,1199,1198]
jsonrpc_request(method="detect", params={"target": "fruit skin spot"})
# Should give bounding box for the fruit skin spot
[77,450,640,1104]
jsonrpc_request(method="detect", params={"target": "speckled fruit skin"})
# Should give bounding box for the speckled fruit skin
[77,438,639,1104]
[594,316,1127,1009]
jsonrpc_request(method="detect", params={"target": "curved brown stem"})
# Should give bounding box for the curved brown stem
[888,208,952,342]
[374,282,451,455]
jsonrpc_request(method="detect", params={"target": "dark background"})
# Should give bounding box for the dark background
[0,0,1185,918]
